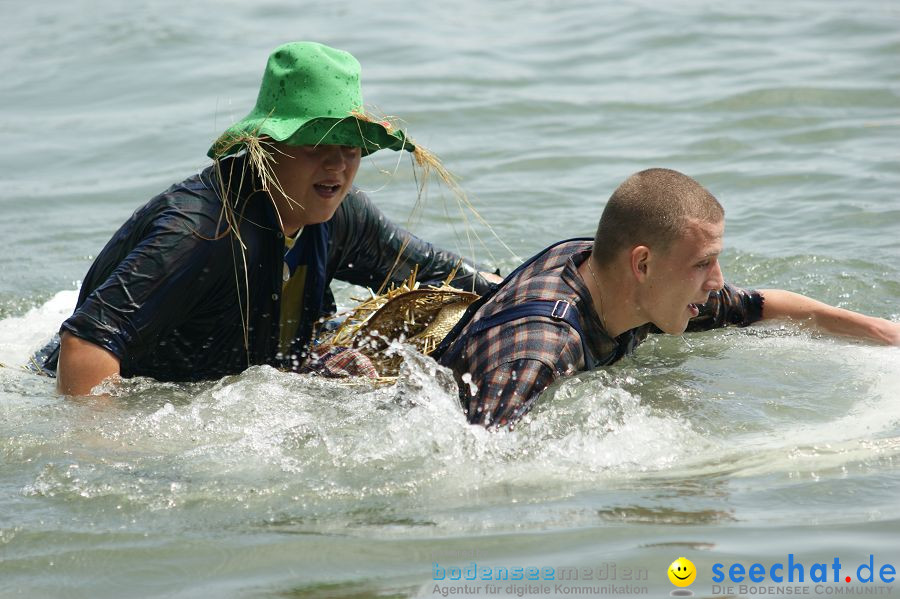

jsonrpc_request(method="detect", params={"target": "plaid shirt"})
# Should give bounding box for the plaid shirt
[442,240,764,429]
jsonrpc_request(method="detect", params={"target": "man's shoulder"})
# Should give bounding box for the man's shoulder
[458,239,590,364]
[532,238,592,267]
[496,239,591,299]
[131,170,219,221]
[342,186,371,205]
[97,169,267,276]
[146,166,271,236]
[467,316,583,374]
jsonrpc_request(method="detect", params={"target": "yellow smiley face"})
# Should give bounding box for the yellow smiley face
[668,557,697,587]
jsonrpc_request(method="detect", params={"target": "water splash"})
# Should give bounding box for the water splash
[2,294,899,537]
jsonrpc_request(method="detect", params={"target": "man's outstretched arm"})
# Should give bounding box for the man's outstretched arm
[57,332,121,396]
[759,289,900,345]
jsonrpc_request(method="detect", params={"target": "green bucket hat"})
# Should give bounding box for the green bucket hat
[208,42,414,159]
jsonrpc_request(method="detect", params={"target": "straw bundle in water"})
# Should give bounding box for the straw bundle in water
[316,267,478,377]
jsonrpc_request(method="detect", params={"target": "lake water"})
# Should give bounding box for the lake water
[1,1,899,597]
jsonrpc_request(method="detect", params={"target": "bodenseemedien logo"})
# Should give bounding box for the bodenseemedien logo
[668,557,696,596]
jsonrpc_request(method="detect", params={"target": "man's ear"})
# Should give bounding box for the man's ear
[630,246,650,281]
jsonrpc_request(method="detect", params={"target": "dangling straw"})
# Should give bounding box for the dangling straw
[204,108,518,364]
[344,110,519,295]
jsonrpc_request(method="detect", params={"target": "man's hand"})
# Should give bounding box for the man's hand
[57,332,121,396]
[759,289,900,346]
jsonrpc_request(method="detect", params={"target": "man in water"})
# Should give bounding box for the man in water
[436,168,900,428]
[43,41,498,395]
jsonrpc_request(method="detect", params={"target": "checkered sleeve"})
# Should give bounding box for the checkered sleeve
[465,359,557,429]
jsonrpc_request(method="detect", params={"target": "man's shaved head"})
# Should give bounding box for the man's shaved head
[592,168,724,266]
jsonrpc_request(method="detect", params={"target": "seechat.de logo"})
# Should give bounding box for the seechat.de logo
[711,554,896,585]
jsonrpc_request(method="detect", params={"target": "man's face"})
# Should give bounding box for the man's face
[639,218,725,335]
[271,144,362,225]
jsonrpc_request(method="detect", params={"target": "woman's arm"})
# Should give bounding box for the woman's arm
[56,332,121,395]
[759,289,900,345]
[328,189,498,294]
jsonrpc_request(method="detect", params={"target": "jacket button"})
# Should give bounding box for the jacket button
[272,293,279,300]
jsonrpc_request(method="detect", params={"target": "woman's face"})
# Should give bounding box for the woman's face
[269,143,362,227]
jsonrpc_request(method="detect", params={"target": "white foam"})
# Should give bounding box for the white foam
[735,337,900,448]
[663,332,900,479]
[0,290,76,366]
[5,290,898,494]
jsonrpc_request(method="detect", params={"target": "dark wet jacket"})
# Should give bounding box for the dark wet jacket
[42,155,492,381]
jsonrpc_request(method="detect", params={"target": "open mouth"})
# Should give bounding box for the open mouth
[313,183,342,197]
[688,293,710,317]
